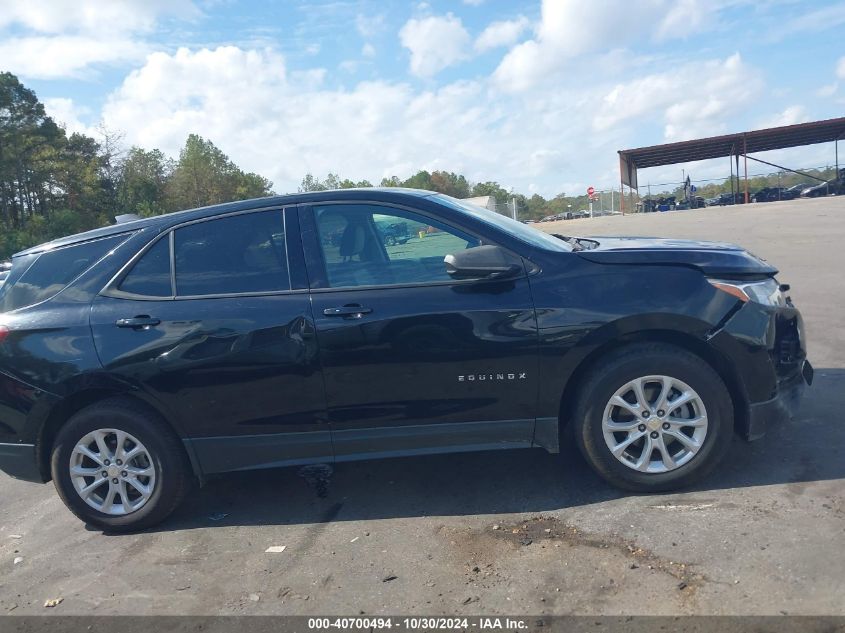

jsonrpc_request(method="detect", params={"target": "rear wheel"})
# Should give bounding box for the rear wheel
[573,343,733,492]
[51,398,192,532]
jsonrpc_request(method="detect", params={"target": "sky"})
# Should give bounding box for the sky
[1,0,844,197]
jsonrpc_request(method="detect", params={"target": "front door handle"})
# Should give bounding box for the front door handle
[116,316,161,329]
[322,305,372,318]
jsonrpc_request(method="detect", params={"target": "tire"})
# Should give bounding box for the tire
[572,343,733,492]
[51,397,192,532]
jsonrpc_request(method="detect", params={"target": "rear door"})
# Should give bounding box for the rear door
[90,207,331,474]
[300,201,539,460]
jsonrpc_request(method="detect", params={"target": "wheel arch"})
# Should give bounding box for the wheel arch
[558,328,749,437]
[35,388,197,482]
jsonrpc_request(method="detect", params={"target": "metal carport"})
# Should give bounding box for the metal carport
[618,116,845,212]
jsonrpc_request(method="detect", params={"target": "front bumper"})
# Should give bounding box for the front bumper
[0,442,44,483]
[745,360,813,440]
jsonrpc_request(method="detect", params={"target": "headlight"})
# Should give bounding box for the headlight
[708,278,786,306]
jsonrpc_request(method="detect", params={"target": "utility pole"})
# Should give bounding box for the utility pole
[511,197,517,221]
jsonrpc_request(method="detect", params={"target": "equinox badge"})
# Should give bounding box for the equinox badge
[458,373,527,381]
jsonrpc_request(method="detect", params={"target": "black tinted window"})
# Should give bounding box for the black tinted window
[174,211,289,296]
[0,235,126,312]
[315,204,480,288]
[119,236,172,297]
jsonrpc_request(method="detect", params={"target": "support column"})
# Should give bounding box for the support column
[620,178,625,215]
[743,135,749,204]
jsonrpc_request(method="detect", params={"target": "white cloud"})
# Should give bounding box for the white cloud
[776,4,845,40]
[43,97,96,136]
[494,0,725,92]
[355,13,386,38]
[594,54,763,141]
[463,0,485,5]
[817,82,838,97]
[339,60,359,73]
[0,35,147,79]
[0,0,199,79]
[0,0,198,34]
[362,43,376,58]
[399,13,471,77]
[475,16,530,53]
[838,56,845,79]
[757,106,809,129]
[655,0,707,40]
[98,46,599,196]
[94,45,773,199]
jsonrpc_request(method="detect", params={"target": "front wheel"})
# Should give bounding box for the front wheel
[573,343,733,492]
[51,398,192,532]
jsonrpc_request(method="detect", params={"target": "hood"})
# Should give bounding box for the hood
[574,236,778,277]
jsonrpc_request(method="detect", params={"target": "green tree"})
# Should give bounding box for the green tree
[0,71,65,229]
[470,181,510,205]
[167,134,272,209]
[59,132,107,226]
[402,170,432,190]
[118,147,172,216]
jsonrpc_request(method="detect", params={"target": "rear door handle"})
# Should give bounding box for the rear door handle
[322,305,372,317]
[116,316,161,329]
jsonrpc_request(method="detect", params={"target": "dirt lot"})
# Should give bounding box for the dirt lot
[1,197,843,616]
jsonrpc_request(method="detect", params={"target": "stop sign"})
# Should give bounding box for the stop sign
[587,186,595,196]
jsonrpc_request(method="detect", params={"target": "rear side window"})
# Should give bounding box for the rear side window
[0,235,127,312]
[118,237,172,297]
[174,211,289,296]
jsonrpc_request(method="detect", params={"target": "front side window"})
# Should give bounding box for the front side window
[314,204,481,288]
[174,211,289,296]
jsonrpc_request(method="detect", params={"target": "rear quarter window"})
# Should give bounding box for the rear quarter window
[0,235,127,312]
[118,236,172,297]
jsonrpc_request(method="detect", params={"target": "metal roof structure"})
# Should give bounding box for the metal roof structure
[618,116,845,190]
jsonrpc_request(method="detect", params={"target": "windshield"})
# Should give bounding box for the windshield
[432,194,572,252]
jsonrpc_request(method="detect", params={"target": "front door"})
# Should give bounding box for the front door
[90,208,331,474]
[300,202,538,460]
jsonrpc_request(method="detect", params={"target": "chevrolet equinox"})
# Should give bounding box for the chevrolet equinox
[0,189,812,531]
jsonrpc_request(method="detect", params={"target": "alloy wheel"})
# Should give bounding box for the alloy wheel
[602,375,708,473]
[68,428,156,515]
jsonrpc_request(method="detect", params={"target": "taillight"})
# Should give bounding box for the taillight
[0,325,9,344]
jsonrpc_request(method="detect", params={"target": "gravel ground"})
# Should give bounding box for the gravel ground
[1,196,843,616]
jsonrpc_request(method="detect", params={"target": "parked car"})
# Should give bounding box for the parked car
[376,220,411,246]
[751,187,779,203]
[717,192,747,205]
[784,183,809,196]
[0,189,812,531]
[752,187,797,203]
[0,262,11,287]
[676,197,704,210]
[801,179,844,198]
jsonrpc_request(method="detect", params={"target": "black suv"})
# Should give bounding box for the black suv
[0,189,812,531]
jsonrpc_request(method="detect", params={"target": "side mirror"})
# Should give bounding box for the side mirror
[444,245,523,280]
